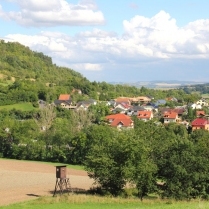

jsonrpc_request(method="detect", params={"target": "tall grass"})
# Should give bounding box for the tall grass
[1,194,209,209]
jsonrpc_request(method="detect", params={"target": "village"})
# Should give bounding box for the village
[53,93,209,131]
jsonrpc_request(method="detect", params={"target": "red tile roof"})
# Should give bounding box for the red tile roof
[137,111,152,119]
[163,111,178,119]
[191,118,209,126]
[105,114,133,127]
[59,94,71,100]
[106,113,129,120]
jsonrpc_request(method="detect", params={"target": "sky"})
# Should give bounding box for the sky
[0,0,209,83]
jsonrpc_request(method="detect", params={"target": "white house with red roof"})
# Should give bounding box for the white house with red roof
[113,103,131,113]
[105,114,134,129]
[137,111,153,121]
[163,111,179,124]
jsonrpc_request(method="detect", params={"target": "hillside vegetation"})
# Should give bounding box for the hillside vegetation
[2,40,209,201]
[0,39,201,106]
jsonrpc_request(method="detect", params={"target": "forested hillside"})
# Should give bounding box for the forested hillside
[0,40,199,106]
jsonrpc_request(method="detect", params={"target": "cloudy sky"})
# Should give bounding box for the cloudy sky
[0,0,209,83]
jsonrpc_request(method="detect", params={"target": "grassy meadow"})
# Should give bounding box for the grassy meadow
[0,195,209,209]
[0,103,36,111]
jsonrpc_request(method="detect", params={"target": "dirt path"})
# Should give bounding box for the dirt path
[0,159,94,206]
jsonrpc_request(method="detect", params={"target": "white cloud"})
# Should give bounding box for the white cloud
[1,0,105,27]
[85,63,102,71]
[71,63,103,72]
[3,10,209,78]
[122,10,209,58]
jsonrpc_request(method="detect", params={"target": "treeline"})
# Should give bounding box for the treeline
[85,119,209,200]
[181,83,209,94]
[1,105,209,200]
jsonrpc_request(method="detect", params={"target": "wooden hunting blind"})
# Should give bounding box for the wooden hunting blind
[56,165,66,179]
[53,165,72,196]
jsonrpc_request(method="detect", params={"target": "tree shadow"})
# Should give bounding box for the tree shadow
[49,187,87,196]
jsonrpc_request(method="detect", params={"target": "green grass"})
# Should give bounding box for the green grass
[0,158,84,170]
[0,103,36,111]
[1,195,209,209]
[0,80,14,86]
[201,94,209,99]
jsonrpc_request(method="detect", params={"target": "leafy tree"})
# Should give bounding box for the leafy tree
[85,127,129,195]
[125,133,157,200]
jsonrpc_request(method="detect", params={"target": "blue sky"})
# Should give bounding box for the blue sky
[0,0,209,83]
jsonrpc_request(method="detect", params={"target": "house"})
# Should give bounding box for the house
[163,111,179,124]
[76,99,97,111]
[155,99,166,107]
[196,110,205,117]
[113,103,131,114]
[115,97,131,105]
[190,103,202,110]
[142,104,155,111]
[137,111,153,121]
[136,96,151,103]
[76,103,90,111]
[160,107,186,118]
[196,99,208,107]
[126,106,145,116]
[173,107,186,117]
[54,94,75,109]
[105,114,134,129]
[191,118,209,131]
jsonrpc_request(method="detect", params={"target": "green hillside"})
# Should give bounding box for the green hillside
[0,39,199,106]
[0,40,83,83]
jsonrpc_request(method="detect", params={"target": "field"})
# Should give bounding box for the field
[0,159,93,207]
[0,103,36,111]
[1,159,209,209]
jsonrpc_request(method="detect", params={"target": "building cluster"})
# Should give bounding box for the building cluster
[53,93,209,131]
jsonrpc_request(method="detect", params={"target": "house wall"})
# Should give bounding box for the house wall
[164,118,176,123]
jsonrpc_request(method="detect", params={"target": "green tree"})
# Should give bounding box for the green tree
[126,134,157,200]
[85,128,129,196]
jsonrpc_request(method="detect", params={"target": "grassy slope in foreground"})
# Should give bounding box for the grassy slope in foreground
[0,195,209,209]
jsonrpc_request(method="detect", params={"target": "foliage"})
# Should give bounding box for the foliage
[2,40,209,200]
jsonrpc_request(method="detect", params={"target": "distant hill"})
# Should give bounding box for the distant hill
[109,80,206,89]
[0,40,85,85]
[0,40,150,104]
[1,39,207,107]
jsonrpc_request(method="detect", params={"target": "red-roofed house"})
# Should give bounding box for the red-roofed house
[163,111,178,124]
[196,110,205,117]
[191,118,209,131]
[54,94,74,109]
[105,114,134,129]
[113,103,131,113]
[137,111,153,121]
[59,94,71,100]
